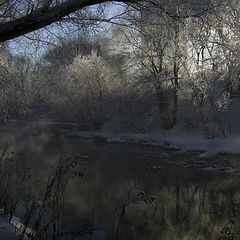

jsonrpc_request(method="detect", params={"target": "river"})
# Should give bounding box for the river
[2,133,240,240]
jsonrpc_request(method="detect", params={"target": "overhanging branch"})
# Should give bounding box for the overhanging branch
[0,0,132,42]
[0,0,223,42]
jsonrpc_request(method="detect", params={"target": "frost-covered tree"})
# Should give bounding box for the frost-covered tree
[108,0,236,133]
[64,51,122,121]
[0,53,48,122]
[112,4,189,129]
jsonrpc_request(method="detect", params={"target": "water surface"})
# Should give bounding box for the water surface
[3,134,240,240]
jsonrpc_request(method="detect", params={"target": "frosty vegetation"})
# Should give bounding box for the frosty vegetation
[2,1,240,239]
[0,0,239,138]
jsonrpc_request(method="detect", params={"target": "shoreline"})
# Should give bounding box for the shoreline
[67,131,240,175]
[1,125,240,175]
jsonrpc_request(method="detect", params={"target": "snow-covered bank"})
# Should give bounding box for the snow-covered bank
[81,130,240,175]
[68,130,240,159]
[64,130,240,174]
[0,215,29,240]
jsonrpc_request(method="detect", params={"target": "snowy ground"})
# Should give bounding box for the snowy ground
[0,215,29,240]
[68,130,240,157]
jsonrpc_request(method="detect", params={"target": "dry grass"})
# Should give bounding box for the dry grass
[0,147,91,240]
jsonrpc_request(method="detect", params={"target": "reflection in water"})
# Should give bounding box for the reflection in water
[2,134,240,239]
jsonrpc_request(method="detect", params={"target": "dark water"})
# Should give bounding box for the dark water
[4,134,240,240]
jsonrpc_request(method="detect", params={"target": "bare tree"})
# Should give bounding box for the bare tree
[0,0,225,42]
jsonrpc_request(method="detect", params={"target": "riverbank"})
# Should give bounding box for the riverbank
[66,130,240,174]
[1,123,240,174]
[0,215,29,240]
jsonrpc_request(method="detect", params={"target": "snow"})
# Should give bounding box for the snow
[199,151,218,159]
[0,215,29,240]
[200,166,234,173]
[0,216,17,240]
[0,216,29,240]
[66,129,240,161]
[75,130,240,158]
[172,149,188,156]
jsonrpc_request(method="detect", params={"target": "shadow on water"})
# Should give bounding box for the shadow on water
[1,133,240,240]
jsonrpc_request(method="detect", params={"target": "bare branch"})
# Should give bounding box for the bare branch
[0,0,132,42]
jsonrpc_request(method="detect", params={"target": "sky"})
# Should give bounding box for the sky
[8,2,126,61]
